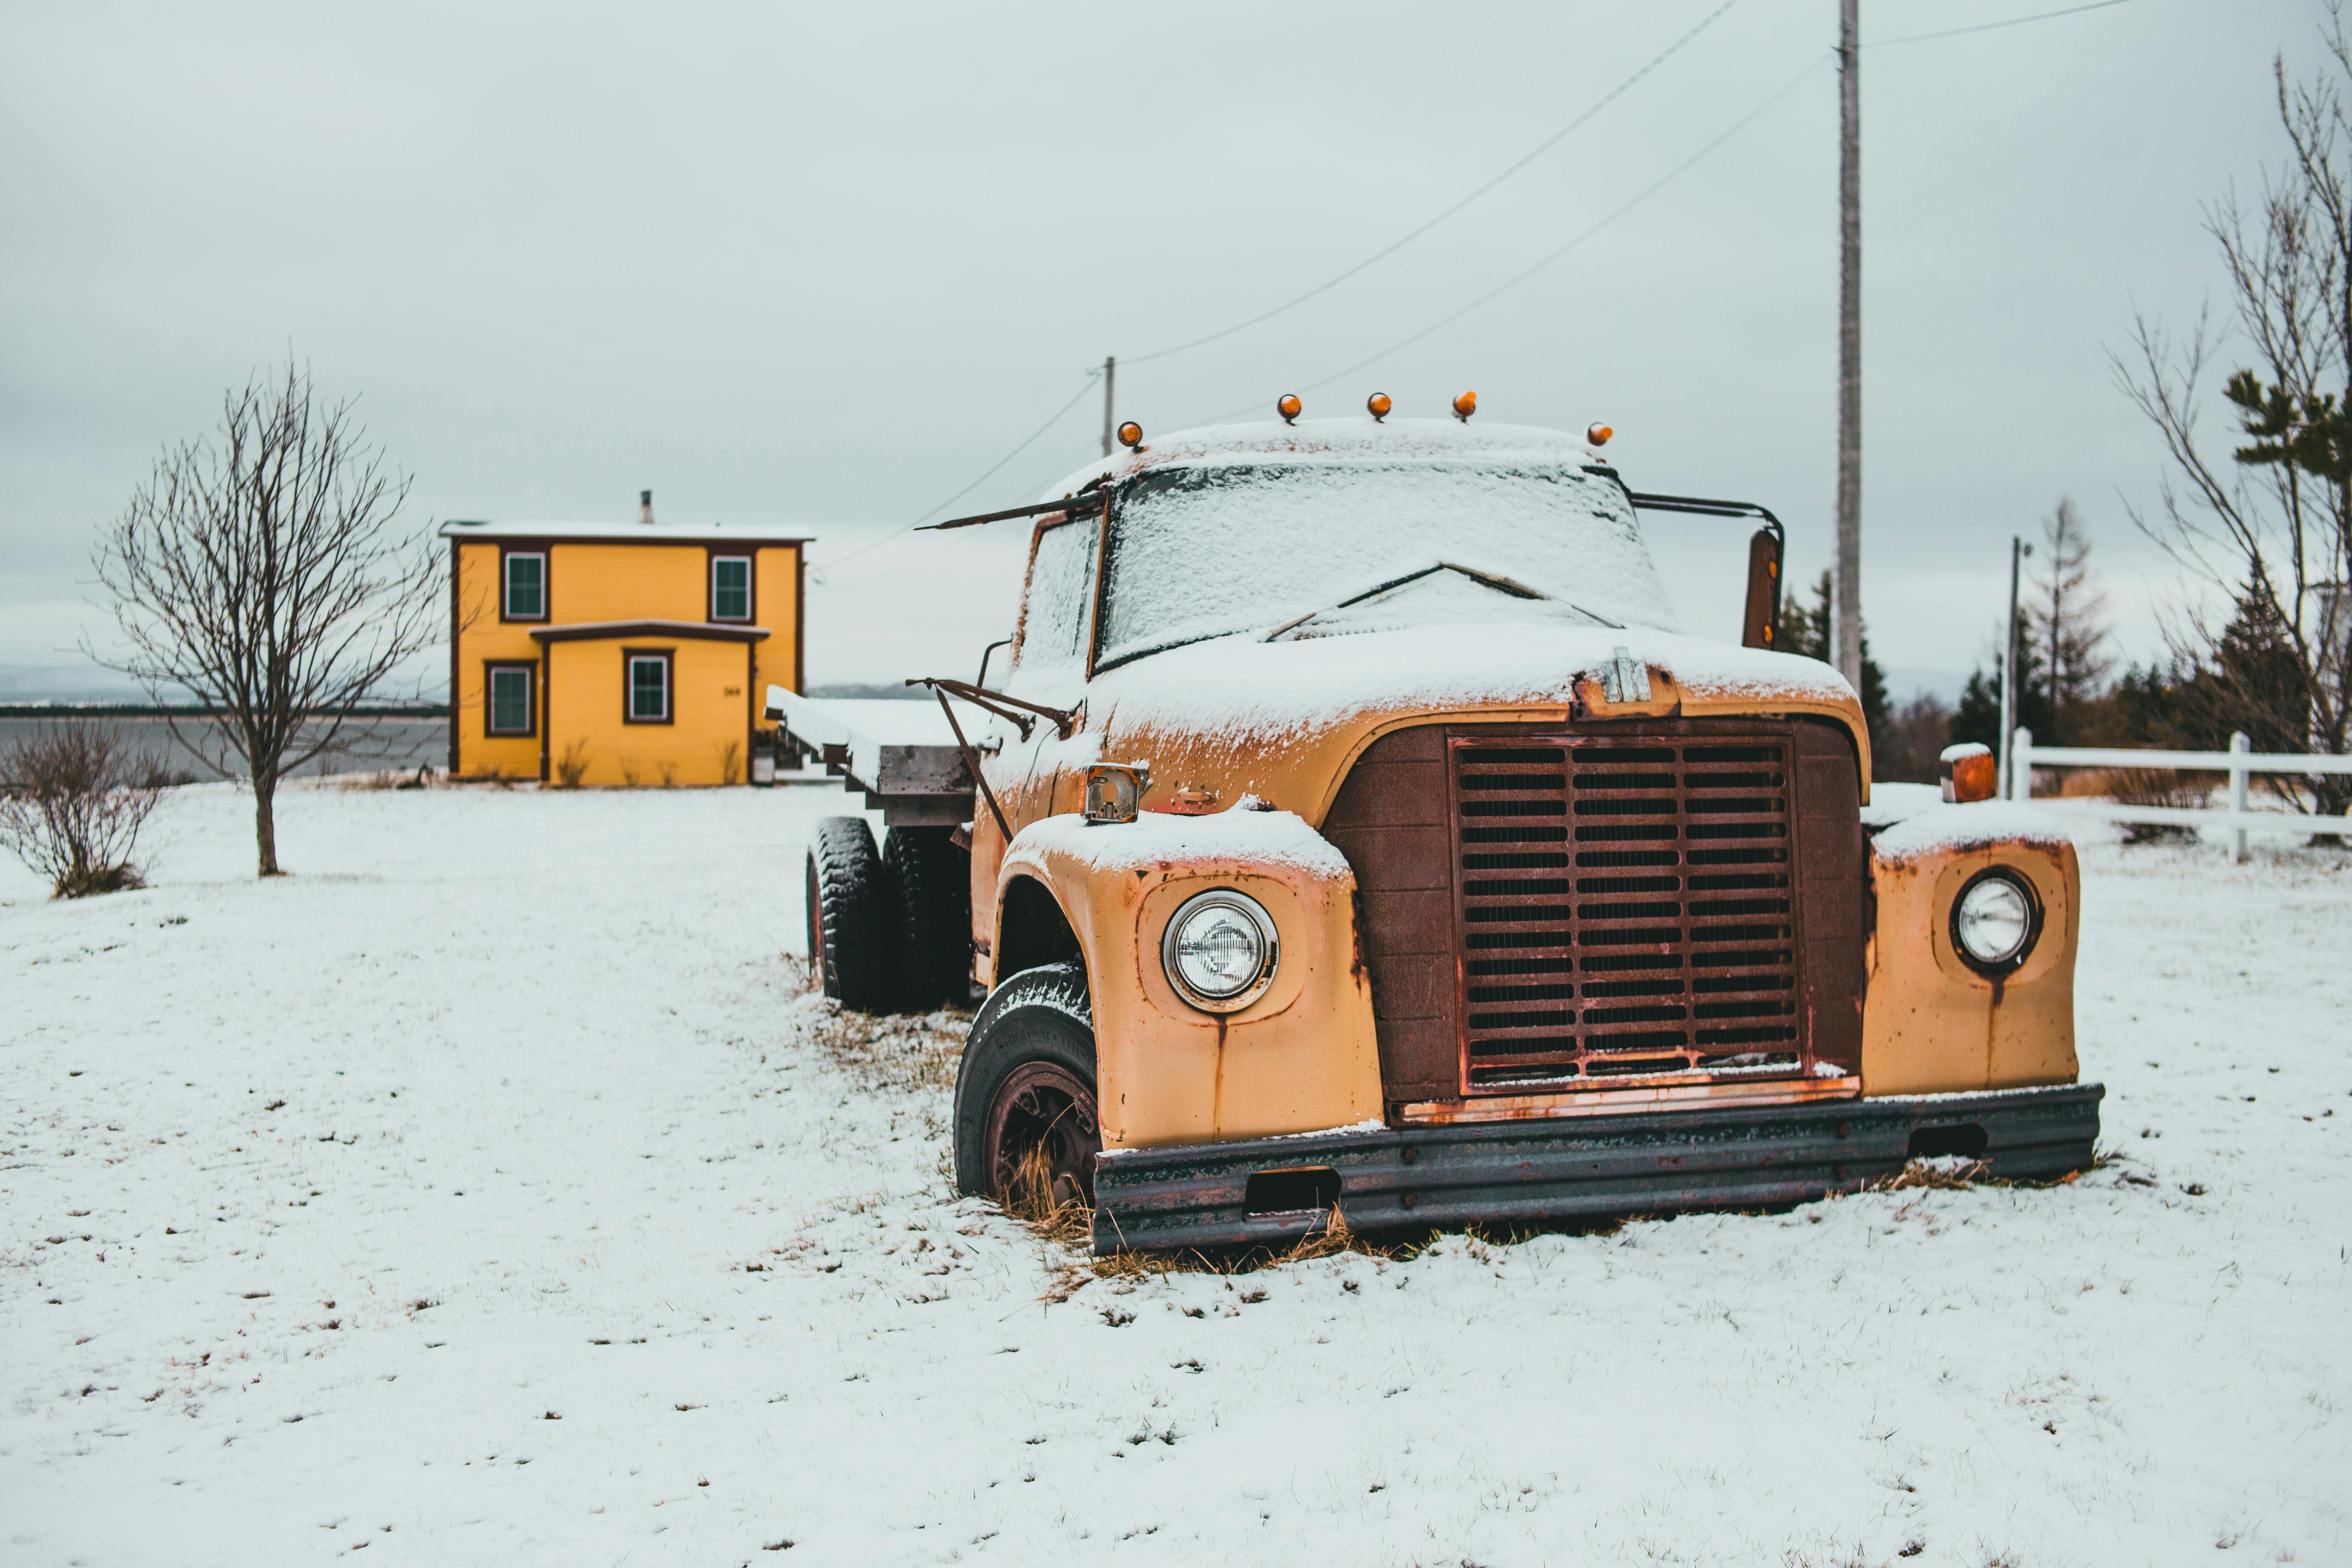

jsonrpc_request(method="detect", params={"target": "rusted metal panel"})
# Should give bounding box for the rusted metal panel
[1394,1072,1860,1124]
[1447,723,1808,1095]
[1320,725,1459,1102]
[867,792,970,827]
[870,742,974,794]
[1792,720,1868,1073]
[1326,717,1873,1112]
[1090,1082,2103,1253]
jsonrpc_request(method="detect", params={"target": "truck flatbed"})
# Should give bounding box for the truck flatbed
[764,686,980,827]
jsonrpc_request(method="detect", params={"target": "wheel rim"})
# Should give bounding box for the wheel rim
[804,858,826,993]
[984,1060,1099,1211]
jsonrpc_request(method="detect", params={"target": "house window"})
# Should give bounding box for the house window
[626,651,672,723]
[711,555,751,622]
[485,663,536,736]
[504,552,547,620]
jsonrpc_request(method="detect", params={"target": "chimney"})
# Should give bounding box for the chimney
[639,489,654,526]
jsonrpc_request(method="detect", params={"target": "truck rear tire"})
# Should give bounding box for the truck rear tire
[806,816,895,1013]
[953,962,1098,1211]
[884,826,972,1012]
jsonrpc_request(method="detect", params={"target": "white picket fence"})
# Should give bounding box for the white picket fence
[2009,728,2352,861]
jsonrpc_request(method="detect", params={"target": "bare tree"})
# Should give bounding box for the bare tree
[2033,497,2113,738]
[89,361,440,875]
[2112,5,2352,816]
[0,726,165,897]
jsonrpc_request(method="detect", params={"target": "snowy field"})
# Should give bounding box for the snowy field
[3,780,2347,1567]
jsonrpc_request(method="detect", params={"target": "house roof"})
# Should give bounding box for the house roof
[438,518,812,545]
[528,619,772,644]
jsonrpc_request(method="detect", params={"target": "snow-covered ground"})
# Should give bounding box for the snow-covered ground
[3,781,2346,1567]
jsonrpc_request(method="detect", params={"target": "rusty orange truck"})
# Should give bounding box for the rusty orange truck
[768,410,2098,1251]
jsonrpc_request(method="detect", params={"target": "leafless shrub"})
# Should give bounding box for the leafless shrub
[2106,767,2212,843]
[89,359,443,876]
[657,760,677,789]
[130,753,191,790]
[0,727,164,897]
[554,740,591,788]
[717,739,742,785]
[618,759,641,787]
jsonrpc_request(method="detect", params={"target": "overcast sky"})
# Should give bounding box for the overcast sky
[0,0,2317,699]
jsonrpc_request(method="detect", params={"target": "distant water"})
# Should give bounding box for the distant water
[0,715,446,785]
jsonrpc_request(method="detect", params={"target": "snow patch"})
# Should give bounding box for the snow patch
[1095,622,1854,747]
[1859,780,1944,830]
[1871,799,2074,862]
[1009,804,1354,881]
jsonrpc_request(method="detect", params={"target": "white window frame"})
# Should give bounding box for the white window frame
[485,663,535,736]
[710,555,752,623]
[503,551,548,621]
[625,651,673,724]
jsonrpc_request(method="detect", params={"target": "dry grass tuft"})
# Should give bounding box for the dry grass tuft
[1036,1202,1413,1304]
[1872,1156,1991,1192]
[801,1004,968,1095]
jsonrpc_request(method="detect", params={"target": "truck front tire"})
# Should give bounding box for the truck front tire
[883,826,971,1012]
[953,962,1099,1211]
[806,816,894,1013]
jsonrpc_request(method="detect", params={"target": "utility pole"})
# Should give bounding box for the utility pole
[1099,355,1117,458]
[1999,535,2030,798]
[1834,0,1863,689]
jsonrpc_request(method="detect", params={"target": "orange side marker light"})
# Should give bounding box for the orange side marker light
[1452,390,1478,422]
[1117,421,1144,451]
[1942,743,1997,803]
[1277,394,1302,424]
[1366,392,1392,421]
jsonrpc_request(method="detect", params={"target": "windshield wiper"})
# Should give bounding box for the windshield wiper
[1262,561,1617,642]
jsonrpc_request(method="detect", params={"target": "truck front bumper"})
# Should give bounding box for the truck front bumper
[1090,1082,2103,1254]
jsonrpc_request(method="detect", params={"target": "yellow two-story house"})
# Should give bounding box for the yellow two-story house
[441,500,807,786]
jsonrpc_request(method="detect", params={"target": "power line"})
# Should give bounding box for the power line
[820,0,2134,580]
[812,368,1102,573]
[1121,0,1748,368]
[1865,0,2130,49]
[1194,51,1831,426]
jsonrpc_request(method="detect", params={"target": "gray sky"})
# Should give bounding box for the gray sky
[0,0,2309,699]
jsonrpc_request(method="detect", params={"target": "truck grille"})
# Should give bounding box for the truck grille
[1450,731,1806,1093]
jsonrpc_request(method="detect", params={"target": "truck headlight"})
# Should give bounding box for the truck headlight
[1951,869,2039,975]
[1161,890,1279,1013]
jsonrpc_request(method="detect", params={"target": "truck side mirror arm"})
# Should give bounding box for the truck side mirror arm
[1615,485,1787,652]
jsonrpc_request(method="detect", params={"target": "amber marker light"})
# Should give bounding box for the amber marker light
[1277,393,1302,424]
[1366,392,1392,421]
[1117,420,1144,450]
[1587,422,1614,446]
[1452,389,1478,422]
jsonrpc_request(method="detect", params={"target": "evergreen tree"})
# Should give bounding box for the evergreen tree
[2113,659,2190,746]
[1949,633,2053,753]
[1776,570,1890,752]
[2031,497,2112,741]
[2180,587,2314,754]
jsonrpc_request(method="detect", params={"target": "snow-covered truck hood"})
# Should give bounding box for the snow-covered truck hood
[1061,619,1868,825]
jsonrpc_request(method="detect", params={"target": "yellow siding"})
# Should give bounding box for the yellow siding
[549,542,704,625]
[449,534,798,784]
[452,541,545,781]
[545,637,755,787]
[753,545,802,698]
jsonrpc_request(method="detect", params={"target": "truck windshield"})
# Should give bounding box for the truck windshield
[1093,460,1678,670]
